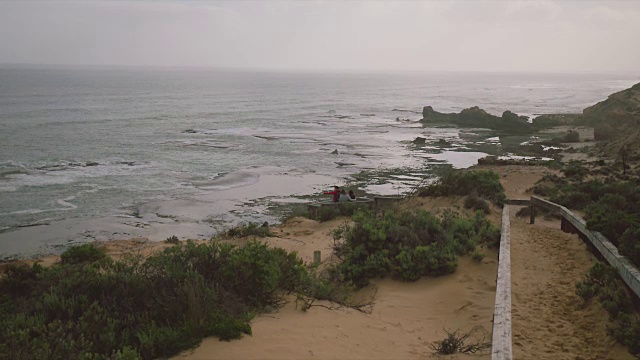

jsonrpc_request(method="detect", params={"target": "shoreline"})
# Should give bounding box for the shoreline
[1,122,580,261]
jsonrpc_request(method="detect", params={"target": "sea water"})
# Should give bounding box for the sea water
[0,65,637,256]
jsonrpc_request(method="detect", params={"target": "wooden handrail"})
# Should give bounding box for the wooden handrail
[491,205,513,360]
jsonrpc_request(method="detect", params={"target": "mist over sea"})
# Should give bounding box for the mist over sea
[0,65,637,256]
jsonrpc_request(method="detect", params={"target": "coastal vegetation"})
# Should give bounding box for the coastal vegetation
[576,263,640,357]
[330,208,499,287]
[0,241,308,359]
[417,169,506,204]
[530,163,640,269]
[530,158,640,357]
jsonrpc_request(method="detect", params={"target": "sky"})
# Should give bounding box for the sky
[0,0,639,73]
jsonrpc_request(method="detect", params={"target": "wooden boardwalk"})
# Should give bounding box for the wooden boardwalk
[491,197,640,359]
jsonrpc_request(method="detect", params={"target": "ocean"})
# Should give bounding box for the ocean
[0,65,637,256]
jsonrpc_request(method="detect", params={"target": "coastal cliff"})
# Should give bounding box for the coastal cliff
[583,82,640,155]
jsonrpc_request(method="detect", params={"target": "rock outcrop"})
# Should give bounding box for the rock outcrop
[421,106,532,134]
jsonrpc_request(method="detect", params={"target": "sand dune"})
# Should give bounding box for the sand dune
[176,255,497,360]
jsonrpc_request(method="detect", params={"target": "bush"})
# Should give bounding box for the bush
[60,243,107,265]
[224,222,272,238]
[619,227,640,268]
[563,130,580,143]
[464,195,490,214]
[585,194,639,246]
[165,235,180,244]
[562,163,589,180]
[418,170,506,204]
[309,203,361,222]
[576,263,640,357]
[330,209,499,287]
[472,249,485,262]
[0,240,308,359]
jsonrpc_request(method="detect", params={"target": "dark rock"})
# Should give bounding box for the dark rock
[331,149,339,154]
[412,137,426,145]
[85,162,99,167]
[421,106,533,134]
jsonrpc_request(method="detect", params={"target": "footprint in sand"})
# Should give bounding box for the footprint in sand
[454,301,474,314]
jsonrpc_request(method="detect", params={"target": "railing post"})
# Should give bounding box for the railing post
[529,202,535,224]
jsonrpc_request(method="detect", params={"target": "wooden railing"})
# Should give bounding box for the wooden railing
[491,205,513,360]
[529,196,640,299]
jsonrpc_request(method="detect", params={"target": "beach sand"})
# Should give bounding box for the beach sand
[176,256,498,360]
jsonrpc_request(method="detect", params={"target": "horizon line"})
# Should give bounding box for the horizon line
[1,62,638,77]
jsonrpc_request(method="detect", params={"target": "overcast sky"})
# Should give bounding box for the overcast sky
[1,0,639,73]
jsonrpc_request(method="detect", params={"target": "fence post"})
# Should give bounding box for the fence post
[313,251,321,265]
[529,202,535,224]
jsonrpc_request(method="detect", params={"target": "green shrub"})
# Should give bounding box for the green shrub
[60,243,107,265]
[472,249,485,262]
[619,227,640,269]
[585,194,639,246]
[576,262,640,357]
[418,170,506,204]
[224,222,272,238]
[0,240,308,359]
[309,203,362,222]
[330,209,499,287]
[562,163,589,180]
[464,194,490,214]
[563,130,580,143]
[165,235,180,244]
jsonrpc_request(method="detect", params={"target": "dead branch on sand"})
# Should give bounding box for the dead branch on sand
[430,326,492,355]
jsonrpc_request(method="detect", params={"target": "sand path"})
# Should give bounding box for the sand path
[509,214,626,359]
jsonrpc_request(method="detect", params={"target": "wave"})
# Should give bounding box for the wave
[193,171,260,191]
[0,159,156,190]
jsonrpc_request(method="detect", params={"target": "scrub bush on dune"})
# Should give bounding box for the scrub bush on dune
[330,209,499,288]
[0,240,308,360]
[417,170,506,204]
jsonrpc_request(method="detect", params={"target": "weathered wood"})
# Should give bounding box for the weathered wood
[504,199,530,206]
[529,203,535,224]
[530,196,640,300]
[313,250,321,265]
[492,205,513,360]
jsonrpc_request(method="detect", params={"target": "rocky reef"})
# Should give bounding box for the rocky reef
[531,113,584,129]
[421,106,533,134]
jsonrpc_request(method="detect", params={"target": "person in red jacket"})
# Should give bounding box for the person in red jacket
[324,186,340,202]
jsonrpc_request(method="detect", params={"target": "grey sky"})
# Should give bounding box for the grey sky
[1,0,639,73]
